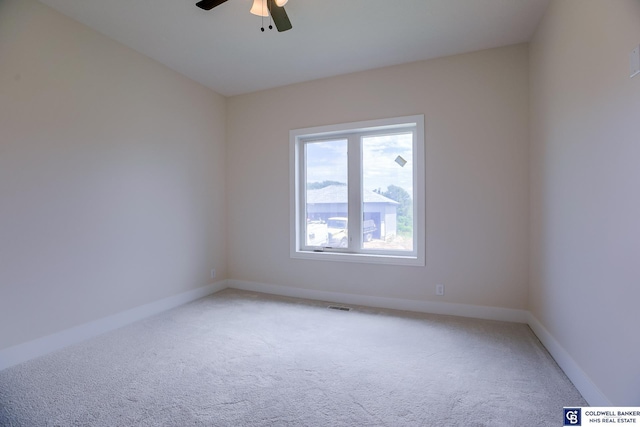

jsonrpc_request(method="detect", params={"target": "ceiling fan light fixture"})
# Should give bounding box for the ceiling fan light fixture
[250,0,269,17]
[275,0,288,6]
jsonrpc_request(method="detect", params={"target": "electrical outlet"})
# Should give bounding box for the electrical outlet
[436,284,444,296]
[210,269,216,279]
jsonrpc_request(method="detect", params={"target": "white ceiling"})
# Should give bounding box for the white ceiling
[37,0,550,96]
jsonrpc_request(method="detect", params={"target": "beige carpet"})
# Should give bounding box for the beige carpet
[0,289,586,426]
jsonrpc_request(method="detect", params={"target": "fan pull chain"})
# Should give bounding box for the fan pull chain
[260,0,273,32]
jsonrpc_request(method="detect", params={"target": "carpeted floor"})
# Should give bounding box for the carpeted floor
[0,289,586,426]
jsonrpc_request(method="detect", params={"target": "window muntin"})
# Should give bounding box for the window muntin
[291,115,425,266]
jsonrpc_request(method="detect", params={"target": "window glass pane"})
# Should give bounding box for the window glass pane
[362,133,413,251]
[304,139,348,247]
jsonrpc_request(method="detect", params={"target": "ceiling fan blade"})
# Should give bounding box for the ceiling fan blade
[195,0,229,11]
[267,0,292,32]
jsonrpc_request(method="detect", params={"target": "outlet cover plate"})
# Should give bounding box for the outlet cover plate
[631,45,640,78]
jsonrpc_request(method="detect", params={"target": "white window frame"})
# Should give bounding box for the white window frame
[290,115,425,266]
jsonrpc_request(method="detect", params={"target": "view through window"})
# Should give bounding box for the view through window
[291,115,424,265]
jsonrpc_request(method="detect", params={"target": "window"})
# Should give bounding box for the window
[290,115,425,266]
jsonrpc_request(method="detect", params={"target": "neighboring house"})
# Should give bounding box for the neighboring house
[306,185,398,240]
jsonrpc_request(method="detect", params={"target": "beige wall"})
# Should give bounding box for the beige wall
[227,44,530,310]
[530,0,640,405]
[3,0,634,407]
[0,0,227,350]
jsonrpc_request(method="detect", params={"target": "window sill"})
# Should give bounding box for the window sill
[291,249,425,266]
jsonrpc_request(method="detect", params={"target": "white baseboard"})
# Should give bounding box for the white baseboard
[0,280,228,371]
[527,312,611,406]
[1,277,609,407]
[227,279,529,323]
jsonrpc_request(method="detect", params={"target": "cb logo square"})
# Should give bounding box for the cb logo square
[564,408,581,426]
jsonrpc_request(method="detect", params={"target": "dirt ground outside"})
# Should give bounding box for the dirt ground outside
[363,234,413,251]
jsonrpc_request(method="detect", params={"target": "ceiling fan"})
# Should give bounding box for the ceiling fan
[196,0,292,32]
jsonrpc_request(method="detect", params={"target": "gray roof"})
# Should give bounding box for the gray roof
[306,185,399,205]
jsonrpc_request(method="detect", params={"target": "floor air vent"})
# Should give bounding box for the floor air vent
[328,305,352,311]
